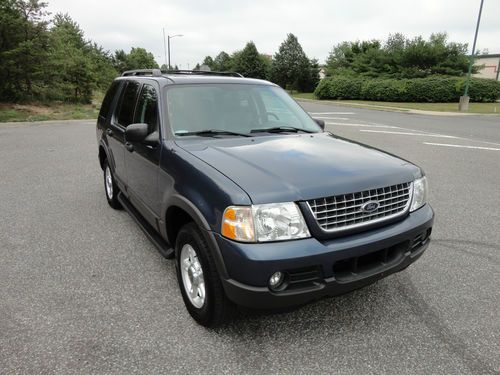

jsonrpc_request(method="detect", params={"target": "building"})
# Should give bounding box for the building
[473,54,500,81]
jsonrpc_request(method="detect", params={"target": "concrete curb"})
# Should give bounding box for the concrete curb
[0,118,96,126]
[296,98,500,117]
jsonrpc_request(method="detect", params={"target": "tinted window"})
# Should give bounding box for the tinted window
[134,84,158,133]
[115,81,140,126]
[99,81,120,119]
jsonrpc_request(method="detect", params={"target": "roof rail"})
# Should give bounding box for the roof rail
[122,69,162,77]
[165,70,244,78]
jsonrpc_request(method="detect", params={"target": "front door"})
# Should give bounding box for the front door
[108,80,141,187]
[125,83,161,226]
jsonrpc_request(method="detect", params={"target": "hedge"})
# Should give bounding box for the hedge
[314,76,500,102]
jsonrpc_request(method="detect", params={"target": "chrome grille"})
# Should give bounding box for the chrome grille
[306,182,413,232]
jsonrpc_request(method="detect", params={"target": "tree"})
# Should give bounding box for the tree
[325,33,472,79]
[270,33,316,92]
[202,56,215,70]
[0,0,50,100]
[231,41,268,79]
[125,47,159,70]
[213,51,232,71]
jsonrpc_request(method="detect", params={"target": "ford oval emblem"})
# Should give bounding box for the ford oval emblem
[361,201,379,213]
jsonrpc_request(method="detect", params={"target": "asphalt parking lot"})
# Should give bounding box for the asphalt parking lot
[1,104,499,374]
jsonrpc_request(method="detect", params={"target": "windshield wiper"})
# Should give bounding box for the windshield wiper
[176,129,252,137]
[250,126,315,134]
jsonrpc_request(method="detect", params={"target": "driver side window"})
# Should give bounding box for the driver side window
[134,84,159,134]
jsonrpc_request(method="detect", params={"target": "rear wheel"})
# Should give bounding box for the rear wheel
[103,159,122,209]
[175,223,234,327]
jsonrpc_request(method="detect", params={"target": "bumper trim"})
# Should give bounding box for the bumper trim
[221,239,429,309]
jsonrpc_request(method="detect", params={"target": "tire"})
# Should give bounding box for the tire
[175,222,234,327]
[103,159,122,210]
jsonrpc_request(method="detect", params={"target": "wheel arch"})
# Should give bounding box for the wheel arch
[162,195,228,279]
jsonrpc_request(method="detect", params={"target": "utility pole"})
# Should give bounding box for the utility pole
[459,0,485,111]
[162,28,167,69]
[167,34,183,70]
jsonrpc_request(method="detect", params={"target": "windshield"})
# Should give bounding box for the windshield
[165,84,321,136]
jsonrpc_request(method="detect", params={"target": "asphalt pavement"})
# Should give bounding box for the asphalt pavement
[0,104,499,374]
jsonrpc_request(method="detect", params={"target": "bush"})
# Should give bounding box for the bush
[314,75,500,102]
[314,76,363,100]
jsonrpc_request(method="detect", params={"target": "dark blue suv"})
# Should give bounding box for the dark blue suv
[97,69,434,327]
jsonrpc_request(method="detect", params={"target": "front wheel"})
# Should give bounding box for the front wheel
[103,159,122,209]
[175,223,234,327]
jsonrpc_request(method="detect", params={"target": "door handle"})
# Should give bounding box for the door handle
[125,142,134,152]
[106,129,113,137]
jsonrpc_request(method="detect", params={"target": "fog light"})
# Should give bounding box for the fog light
[269,271,285,290]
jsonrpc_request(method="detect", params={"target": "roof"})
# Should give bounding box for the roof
[118,69,275,86]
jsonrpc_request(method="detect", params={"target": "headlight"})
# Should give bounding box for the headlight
[222,202,310,242]
[410,176,428,212]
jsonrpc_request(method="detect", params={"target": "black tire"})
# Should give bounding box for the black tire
[103,159,122,210]
[175,222,234,327]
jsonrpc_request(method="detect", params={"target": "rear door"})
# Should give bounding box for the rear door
[125,83,161,225]
[108,80,141,187]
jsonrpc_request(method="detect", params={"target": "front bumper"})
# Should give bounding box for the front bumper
[216,204,434,309]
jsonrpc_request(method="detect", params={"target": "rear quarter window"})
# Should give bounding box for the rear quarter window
[98,81,120,119]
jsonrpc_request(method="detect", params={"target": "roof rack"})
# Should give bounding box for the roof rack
[121,69,244,78]
[122,69,162,77]
[165,70,244,78]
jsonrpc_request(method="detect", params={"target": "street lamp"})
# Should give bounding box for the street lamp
[162,31,183,70]
[459,0,484,111]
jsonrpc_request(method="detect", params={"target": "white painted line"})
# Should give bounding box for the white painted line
[326,122,399,129]
[359,129,458,139]
[308,112,356,115]
[423,142,500,151]
[312,116,350,120]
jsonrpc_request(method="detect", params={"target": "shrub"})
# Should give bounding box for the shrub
[360,79,408,102]
[314,76,364,100]
[315,75,500,102]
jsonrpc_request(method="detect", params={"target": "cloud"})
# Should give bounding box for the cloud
[46,0,500,67]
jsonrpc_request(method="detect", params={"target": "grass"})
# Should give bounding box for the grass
[290,92,500,114]
[0,93,103,122]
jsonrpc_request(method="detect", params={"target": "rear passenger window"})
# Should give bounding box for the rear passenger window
[115,81,140,126]
[99,81,120,119]
[134,84,158,133]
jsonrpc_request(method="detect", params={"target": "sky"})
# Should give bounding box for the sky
[45,0,499,69]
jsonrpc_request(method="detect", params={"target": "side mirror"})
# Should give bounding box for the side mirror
[313,118,325,130]
[125,123,148,142]
[144,131,159,146]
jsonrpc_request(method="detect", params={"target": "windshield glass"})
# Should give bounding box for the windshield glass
[165,84,321,136]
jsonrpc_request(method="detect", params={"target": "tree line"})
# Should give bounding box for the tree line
[196,34,320,93]
[1,0,488,105]
[325,32,474,79]
[0,0,158,103]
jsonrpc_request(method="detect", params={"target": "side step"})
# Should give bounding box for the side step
[117,192,175,259]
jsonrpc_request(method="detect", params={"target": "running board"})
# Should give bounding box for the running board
[117,192,175,259]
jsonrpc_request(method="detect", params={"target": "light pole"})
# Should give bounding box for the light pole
[167,34,183,70]
[162,28,168,69]
[460,0,485,111]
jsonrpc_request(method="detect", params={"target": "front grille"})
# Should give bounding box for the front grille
[307,182,412,232]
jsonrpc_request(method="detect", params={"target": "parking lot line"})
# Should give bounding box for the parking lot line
[423,142,500,151]
[308,111,356,115]
[313,116,350,120]
[326,122,399,128]
[359,129,458,138]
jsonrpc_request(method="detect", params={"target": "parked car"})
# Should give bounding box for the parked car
[96,69,434,327]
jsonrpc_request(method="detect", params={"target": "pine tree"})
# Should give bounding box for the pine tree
[270,34,314,92]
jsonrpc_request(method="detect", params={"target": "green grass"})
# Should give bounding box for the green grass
[0,102,100,122]
[290,92,500,114]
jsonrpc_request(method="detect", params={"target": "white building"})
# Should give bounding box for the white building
[473,54,500,81]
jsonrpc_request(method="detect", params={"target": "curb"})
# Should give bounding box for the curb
[295,98,500,117]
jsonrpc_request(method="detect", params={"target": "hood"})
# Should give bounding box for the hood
[176,133,421,204]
